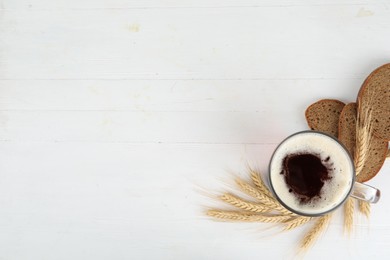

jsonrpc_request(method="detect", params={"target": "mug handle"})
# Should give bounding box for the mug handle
[350,182,380,203]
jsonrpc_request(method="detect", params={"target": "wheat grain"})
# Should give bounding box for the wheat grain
[235,178,275,205]
[300,214,332,251]
[354,124,372,176]
[354,133,371,176]
[344,198,354,234]
[235,178,295,215]
[248,167,273,198]
[207,210,290,223]
[284,216,313,231]
[220,193,270,213]
[358,200,370,218]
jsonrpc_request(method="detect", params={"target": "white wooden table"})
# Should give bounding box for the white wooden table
[1,0,390,259]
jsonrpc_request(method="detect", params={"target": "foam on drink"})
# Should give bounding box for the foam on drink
[270,132,354,215]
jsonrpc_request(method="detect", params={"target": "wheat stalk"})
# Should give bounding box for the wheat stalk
[344,198,354,234]
[300,214,332,251]
[284,216,313,231]
[351,94,375,225]
[248,167,273,198]
[235,178,295,215]
[358,200,370,218]
[349,134,368,229]
[207,210,291,223]
[219,193,270,213]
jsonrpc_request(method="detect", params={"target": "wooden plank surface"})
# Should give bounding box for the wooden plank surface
[0,0,390,259]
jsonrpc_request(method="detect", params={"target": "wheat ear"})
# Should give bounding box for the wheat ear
[344,198,354,234]
[353,96,374,224]
[355,95,374,175]
[207,210,290,223]
[284,216,313,231]
[235,178,294,215]
[300,214,332,251]
[350,119,369,229]
[219,193,270,213]
[354,126,372,177]
[248,167,273,198]
[358,200,370,218]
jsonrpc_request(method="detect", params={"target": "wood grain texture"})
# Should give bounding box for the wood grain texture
[0,0,390,259]
[0,4,389,80]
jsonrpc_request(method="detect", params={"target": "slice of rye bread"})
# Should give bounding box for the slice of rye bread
[305,99,345,137]
[338,102,388,182]
[338,103,358,156]
[357,63,390,141]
